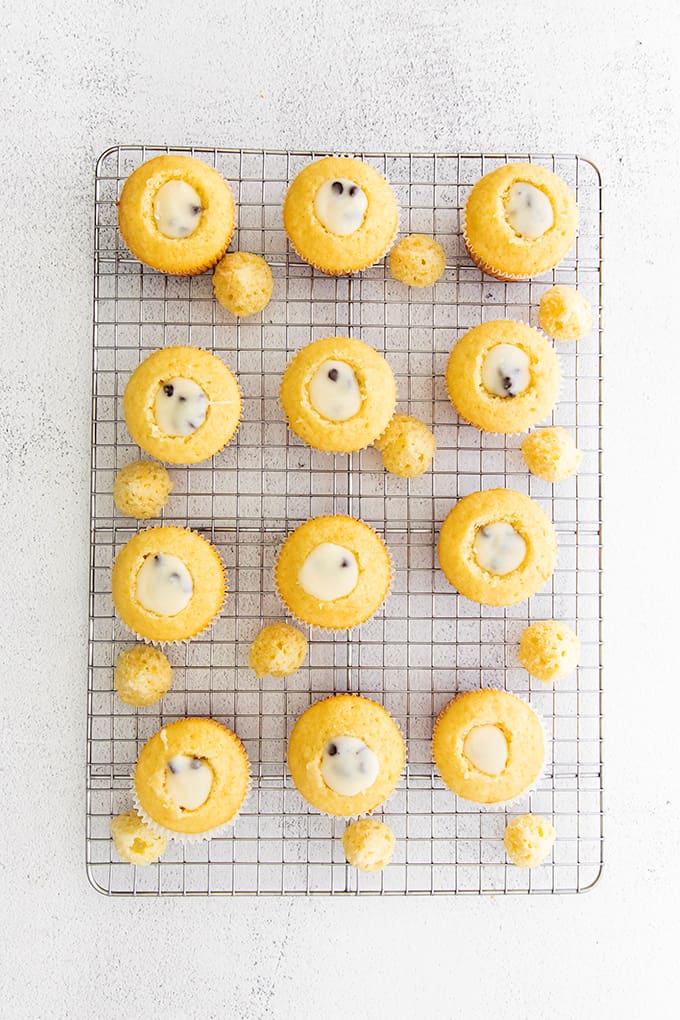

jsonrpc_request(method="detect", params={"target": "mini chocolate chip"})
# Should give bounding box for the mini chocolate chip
[178,395,187,402]
[331,181,343,194]
[190,758,202,769]
[154,554,161,562]
[169,572,180,581]
[502,376,513,392]
[481,528,490,538]
[163,384,174,397]
[167,760,179,774]
[349,185,357,197]
[191,205,202,215]
[327,742,338,756]
[341,559,350,568]
[328,367,339,381]
[188,422,197,429]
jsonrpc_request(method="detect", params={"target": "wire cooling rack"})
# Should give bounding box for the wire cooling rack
[87,146,603,896]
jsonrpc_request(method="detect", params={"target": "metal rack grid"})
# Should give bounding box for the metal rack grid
[87,146,603,896]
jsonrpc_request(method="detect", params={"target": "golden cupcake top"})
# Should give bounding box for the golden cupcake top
[433,689,545,804]
[113,460,173,519]
[464,162,577,279]
[521,427,582,482]
[389,233,446,288]
[518,620,580,683]
[114,644,173,706]
[446,320,561,434]
[248,623,308,679]
[438,488,558,607]
[539,285,592,341]
[213,251,274,317]
[287,694,405,817]
[123,346,241,465]
[342,818,396,872]
[134,717,250,838]
[504,814,556,868]
[374,414,436,477]
[283,156,399,275]
[118,154,235,275]
[275,515,392,630]
[111,525,226,643]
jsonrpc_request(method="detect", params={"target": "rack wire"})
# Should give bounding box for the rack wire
[87,147,603,896]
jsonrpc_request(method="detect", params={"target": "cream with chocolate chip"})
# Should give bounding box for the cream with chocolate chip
[298,543,359,601]
[309,360,362,421]
[154,378,208,436]
[474,522,527,575]
[314,178,368,236]
[321,736,379,796]
[165,755,214,810]
[153,180,203,238]
[504,182,554,239]
[482,343,530,398]
[136,552,193,616]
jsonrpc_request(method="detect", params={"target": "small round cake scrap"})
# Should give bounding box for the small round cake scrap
[538,285,592,341]
[280,336,396,453]
[113,460,173,519]
[518,620,580,683]
[521,427,582,482]
[123,346,241,465]
[112,526,226,643]
[433,689,545,805]
[287,694,405,817]
[463,163,578,280]
[114,644,173,706]
[504,814,556,867]
[110,810,167,865]
[283,156,399,275]
[389,234,446,288]
[342,818,396,872]
[275,515,392,630]
[118,154,235,275]
[213,251,273,317]
[374,414,436,478]
[438,489,557,607]
[446,320,561,435]
[134,717,250,839]
[249,623,308,679]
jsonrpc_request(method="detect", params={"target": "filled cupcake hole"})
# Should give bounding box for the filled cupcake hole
[308,360,361,421]
[321,736,379,795]
[503,182,554,239]
[153,180,204,239]
[474,522,526,575]
[136,552,193,615]
[482,344,530,398]
[165,754,214,810]
[463,725,508,775]
[314,178,368,236]
[298,543,359,601]
[154,378,208,436]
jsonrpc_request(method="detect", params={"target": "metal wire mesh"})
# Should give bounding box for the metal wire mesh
[87,146,603,896]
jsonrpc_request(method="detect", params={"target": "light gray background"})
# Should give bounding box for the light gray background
[2,1,678,1017]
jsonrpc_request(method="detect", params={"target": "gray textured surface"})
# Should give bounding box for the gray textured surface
[1,1,679,1016]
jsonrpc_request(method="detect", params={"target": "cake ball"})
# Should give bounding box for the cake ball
[518,620,580,683]
[113,461,172,519]
[213,251,273,317]
[114,645,173,706]
[521,427,582,482]
[539,285,592,341]
[389,234,445,287]
[342,818,396,872]
[374,415,436,477]
[110,811,167,865]
[504,814,556,868]
[249,623,308,678]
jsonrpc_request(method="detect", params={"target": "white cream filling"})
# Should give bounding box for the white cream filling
[298,543,359,601]
[321,736,379,796]
[165,755,213,810]
[309,360,361,421]
[153,180,203,238]
[474,522,526,575]
[482,344,530,397]
[314,178,368,236]
[504,182,554,239]
[463,725,508,775]
[155,377,208,436]
[136,553,193,615]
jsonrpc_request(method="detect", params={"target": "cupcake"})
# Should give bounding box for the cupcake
[521,427,582,482]
[374,414,436,477]
[114,644,173,706]
[118,154,235,275]
[283,156,399,275]
[518,620,580,683]
[433,689,545,805]
[446,320,560,435]
[248,623,308,679]
[438,489,557,607]
[275,515,391,630]
[504,814,556,867]
[287,694,405,817]
[342,818,396,872]
[123,346,241,465]
[538,285,592,341]
[110,811,167,865]
[111,526,226,643]
[113,460,173,519]
[134,718,250,840]
[280,336,396,453]
[213,251,273,317]
[463,163,577,280]
[389,233,446,288]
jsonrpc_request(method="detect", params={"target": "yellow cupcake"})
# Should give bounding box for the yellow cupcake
[539,285,592,341]
[433,689,544,805]
[389,233,446,287]
[275,515,391,630]
[248,623,308,678]
[280,336,396,453]
[118,154,235,275]
[438,489,557,607]
[446,320,560,435]
[518,620,580,682]
[123,346,241,465]
[464,163,577,280]
[111,526,226,643]
[521,427,582,482]
[114,644,173,706]
[504,814,556,867]
[283,156,399,275]
[374,414,436,477]
[134,718,250,839]
[213,251,273,317]
[113,460,172,519]
[342,818,396,872]
[110,810,167,865]
[287,694,405,817]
